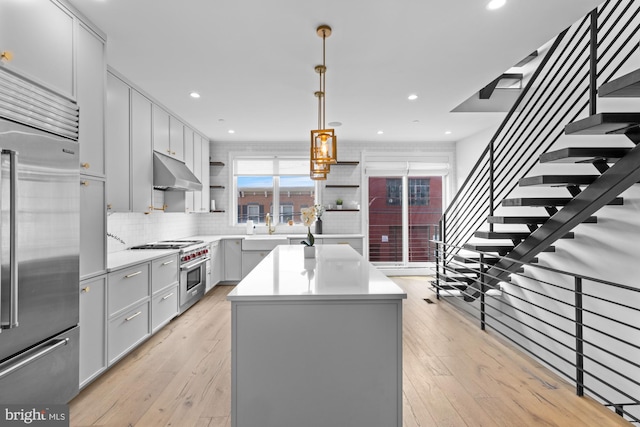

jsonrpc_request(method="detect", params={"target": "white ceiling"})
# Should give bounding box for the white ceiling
[68,0,603,145]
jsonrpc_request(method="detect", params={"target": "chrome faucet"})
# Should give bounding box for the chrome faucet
[265,213,275,234]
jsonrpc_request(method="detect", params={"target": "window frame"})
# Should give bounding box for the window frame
[232,156,318,227]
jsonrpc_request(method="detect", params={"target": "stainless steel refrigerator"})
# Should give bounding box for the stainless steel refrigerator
[0,66,80,403]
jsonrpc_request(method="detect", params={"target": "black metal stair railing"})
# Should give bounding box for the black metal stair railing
[441,0,640,260]
[432,241,640,423]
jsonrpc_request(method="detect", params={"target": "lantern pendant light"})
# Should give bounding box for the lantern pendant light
[310,24,337,180]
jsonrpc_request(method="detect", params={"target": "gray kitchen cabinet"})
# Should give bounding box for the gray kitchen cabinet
[210,240,222,287]
[108,301,150,365]
[105,73,131,211]
[131,90,153,213]
[80,177,106,279]
[321,237,364,255]
[151,285,179,333]
[77,23,106,178]
[0,0,74,96]
[108,264,150,317]
[106,73,154,214]
[152,105,170,156]
[169,115,185,161]
[224,239,242,281]
[151,254,179,294]
[241,250,269,278]
[183,127,195,213]
[79,275,107,389]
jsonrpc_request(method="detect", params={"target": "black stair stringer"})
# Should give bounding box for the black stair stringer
[465,142,640,300]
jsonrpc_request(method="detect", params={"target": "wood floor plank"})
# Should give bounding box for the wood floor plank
[70,279,631,427]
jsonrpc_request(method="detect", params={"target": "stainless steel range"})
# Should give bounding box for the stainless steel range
[131,240,210,313]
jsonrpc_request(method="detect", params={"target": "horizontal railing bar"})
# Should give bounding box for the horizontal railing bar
[433,241,640,292]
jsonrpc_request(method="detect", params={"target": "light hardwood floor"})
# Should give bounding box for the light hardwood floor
[70,277,631,426]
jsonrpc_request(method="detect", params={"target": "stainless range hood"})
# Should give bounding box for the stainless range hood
[153,151,202,191]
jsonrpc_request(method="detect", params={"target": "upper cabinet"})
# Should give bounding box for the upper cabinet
[0,0,74,96]
[169,116,185,161]
[153,107,184,162]
[152,105,170,156]
[130,91,153,213]
[105,71,154,214]
[77,24,106,177]
[106,73,131,212]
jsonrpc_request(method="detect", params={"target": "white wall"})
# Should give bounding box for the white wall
[455,123,501,191]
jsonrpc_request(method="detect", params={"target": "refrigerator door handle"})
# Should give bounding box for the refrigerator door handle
[0,149,18,330]
[0,338,69,380]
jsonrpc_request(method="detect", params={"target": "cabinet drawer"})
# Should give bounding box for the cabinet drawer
[108,302,150,365]
[321,238,363,248]
[152,285,178,332]
[151,254,179,293]
[108,264,150,316]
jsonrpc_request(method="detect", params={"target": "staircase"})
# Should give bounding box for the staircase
[438,67,640,300]
[435,0,640,300]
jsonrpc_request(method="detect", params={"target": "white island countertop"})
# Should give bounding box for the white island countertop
[227,244,407,301]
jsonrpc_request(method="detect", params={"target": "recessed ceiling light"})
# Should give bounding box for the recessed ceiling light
[377,130,384,135]
[486,0,506,10]
[412,120,420,123]
[228,130,235,134]
[189,92,201,98]
[407,94,418,101]
[328,121,342,127]
[445,131,452,135]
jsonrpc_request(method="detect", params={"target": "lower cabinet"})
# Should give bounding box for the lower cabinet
[224,239,242,281]
[79,255,181,387]
[79,275,107,389]
[152,285,179,333]
[108,301,150,365]
[241,250,269,278]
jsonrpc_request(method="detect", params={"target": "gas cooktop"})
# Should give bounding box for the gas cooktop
[130,240,205,250]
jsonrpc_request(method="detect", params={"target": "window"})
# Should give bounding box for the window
[234,158,316,225]
[386,178,429,206]
[409,178,429,206]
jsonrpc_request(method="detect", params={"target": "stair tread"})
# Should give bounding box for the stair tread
[519,175,599,187]
[539,147,632,164]
[453,254,538,264]
[502,197,623,207]
[464,243,555,253]
[487,215,597,224]
[598,69,640,98]
[475,231,532,239]
[565,113,640,135]
[475,231,574,239]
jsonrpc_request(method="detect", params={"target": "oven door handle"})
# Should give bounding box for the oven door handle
[180,256,210,271]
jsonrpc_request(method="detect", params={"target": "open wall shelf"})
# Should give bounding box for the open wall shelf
[335,161,359,165]
[210,209,226,213]
[210,161,225,166]
[210,185,226,189]
[325,184,359,188]
[325,208,359,212]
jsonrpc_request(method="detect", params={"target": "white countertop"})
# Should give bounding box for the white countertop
[187,233,364,243]
[227,245,406,301]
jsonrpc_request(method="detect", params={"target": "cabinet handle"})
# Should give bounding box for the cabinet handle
[125,271,142,278]
[162,260,175,266]
[0,51,13,62]
[81,162,90,169]
[80,180,89,186]
[125,311,142,321]
[162,292,174,300]
[81,286,90,293]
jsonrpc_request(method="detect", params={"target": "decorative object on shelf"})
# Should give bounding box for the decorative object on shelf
[310,24,337,180]
[300,206,318,257]
[314,204,324,234]
[336,198,343,210]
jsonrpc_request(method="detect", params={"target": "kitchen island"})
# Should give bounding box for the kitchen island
[227,244,406,427]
